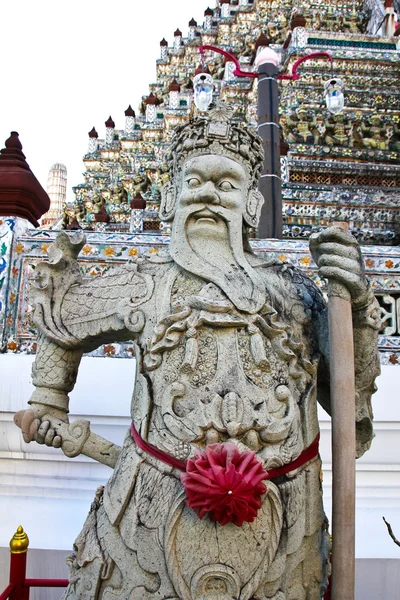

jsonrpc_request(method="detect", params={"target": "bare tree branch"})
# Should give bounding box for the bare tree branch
[383,517,400,547]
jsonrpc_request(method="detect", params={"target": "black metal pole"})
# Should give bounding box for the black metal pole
[257,62,282,239]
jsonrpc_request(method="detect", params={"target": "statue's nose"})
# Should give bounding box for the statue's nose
[197,181,219,204]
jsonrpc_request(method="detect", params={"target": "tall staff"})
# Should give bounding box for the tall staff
[328,274,356,599]
[311,224,356,600]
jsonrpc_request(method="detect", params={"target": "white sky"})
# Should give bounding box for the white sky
[1,0,214,202]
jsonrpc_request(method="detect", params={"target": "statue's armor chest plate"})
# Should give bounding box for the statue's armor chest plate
[135,269,319,468]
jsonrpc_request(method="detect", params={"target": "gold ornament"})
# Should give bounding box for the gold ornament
[10,525,29,554]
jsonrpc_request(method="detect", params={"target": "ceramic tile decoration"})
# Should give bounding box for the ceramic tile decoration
[2,225,400,363]
[58,0,399,247]
[2,0,400,362]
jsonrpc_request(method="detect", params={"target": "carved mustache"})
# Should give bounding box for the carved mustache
[181,203,237,225]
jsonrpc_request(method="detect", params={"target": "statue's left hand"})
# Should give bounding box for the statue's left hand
[309,227,368,301]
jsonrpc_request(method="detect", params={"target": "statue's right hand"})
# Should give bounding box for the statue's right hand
[14,409,62,448]
[14,409,38,443]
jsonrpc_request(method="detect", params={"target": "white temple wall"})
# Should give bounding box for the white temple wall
[0,354,399,596]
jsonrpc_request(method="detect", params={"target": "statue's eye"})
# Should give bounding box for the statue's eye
[219,181,235,191]
[187,177,201,188]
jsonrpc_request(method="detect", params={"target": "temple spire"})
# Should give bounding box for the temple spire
[0,132,50,227]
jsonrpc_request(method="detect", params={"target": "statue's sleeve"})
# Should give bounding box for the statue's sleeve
[28,231,153,418]
[314,285,381,458]
[29,334,84,418]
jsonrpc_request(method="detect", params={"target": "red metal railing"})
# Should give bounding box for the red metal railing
[1,526,332,598]
[0,527,68,600]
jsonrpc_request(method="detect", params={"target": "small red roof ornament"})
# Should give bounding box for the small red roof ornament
[169,79,181,92]
[160,38,168,46]
[145,93,158,105]
[88,127,99,138]
[290,13,307,29]
[189,18,197,26]
[124,105,136,117]
[67,216,82,230]
[204,7,214,16]
[174,28,182,37]
[0,132,50,227]
[195,63,211,76]
[105,116,115,128]
[130,192,146,210]
[255,33,271,49]
[220,0,230,4]
[94,204,111,224]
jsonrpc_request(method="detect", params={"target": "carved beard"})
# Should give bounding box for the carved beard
[169,204,265,314]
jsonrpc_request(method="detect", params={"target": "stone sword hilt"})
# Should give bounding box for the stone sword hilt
[14,408,121,469]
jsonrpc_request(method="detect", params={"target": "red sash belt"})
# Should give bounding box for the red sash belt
[131,422,320,479]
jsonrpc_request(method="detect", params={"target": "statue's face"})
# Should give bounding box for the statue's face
[176,155,247,239]
[169,153,265,314]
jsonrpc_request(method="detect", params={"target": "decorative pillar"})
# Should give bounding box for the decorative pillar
[88,127,98,153]
[290,13,307,49]
[204,7,213,31]
[255,48,282,239]
[280,137,290,185]
[130,193,146,233]
[0,132,50,227]
[125,105,136,136]
[94,204,110,232]
[169,79,181,108]
[174,28,182,52]
[145,93,158,122]
[188,18,197,41]
[105,116,115,146]
[223,58,236,80]
[160,38,168,61]
[220,0,231,18]
[384,0,397,36]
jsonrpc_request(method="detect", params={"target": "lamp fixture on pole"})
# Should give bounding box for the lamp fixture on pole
[193,73,214,111]
[196,45,334,238]
[324,78,345,115]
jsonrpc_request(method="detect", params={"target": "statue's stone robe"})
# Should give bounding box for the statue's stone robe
[49,250,379,600]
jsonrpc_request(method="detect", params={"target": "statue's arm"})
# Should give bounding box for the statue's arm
[15,335,121,468]
[310,227,381,458]
[14,232,153,467]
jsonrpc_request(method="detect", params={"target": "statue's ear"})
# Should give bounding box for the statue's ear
[160,182,177,222]
[243,188,264,228]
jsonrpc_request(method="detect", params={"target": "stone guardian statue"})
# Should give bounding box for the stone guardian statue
[14,102,381,600]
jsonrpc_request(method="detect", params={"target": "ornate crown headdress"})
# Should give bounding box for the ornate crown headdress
[166,101,264,190]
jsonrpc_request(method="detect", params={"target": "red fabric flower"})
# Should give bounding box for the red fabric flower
[180,442,268,527]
